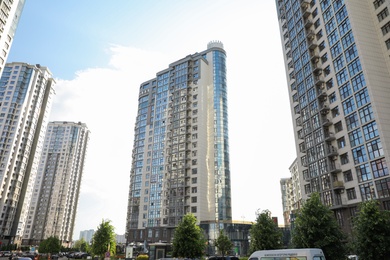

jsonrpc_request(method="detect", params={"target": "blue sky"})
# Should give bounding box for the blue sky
[9,1,296,240]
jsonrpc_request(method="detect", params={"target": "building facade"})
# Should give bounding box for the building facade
[0,62,55,245]
[126,41,231,243]
[22,121,90,246]
[0,0,25,74]
[275,0,390,233]
[80,229,95,244]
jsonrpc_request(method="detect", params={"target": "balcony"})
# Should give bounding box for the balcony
[310,50,320,62]
[329,162,342,173]
[326,145,338,157]
[302,5,311,18]
[324,132,336,141]
[321,116,332,126]
[317,88,327,101]
[311,62,322,74]
[333,180,345,190]
[320,103,330,114]
[308,38,318,49]
[314,75,325,85]
[304,19,313,28]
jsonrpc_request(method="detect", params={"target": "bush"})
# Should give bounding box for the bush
[136,254,149,260]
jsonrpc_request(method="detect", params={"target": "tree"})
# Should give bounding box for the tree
[214,230,233,256]
[249,209,282,253]
[74,238,90,253]
[292,192,347,260]
[91,219,116,258]
[353,199,390,259]
[39,236,61,255]
[172,213,206,258]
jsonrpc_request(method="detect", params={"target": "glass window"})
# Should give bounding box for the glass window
[333,55,345,72]
[374,0,385,9]
[339,82,352,100]
[345,112,359,131]
[381,21,390,36]
[356,164,372,182]
[355,88,370,108]
[351,73,366,92]
[344,170,353,182]
[325,18,337,34]
[371,158,389,178]
[342,96,356,115]
[347,188,357,200]
[348,58,362,77]
[345,44,358,63]
[339,18,351,36]
[359,105,374,124]
[363,122,379,141]
[352,145,368,164]
[335,5,348,24]
[341,31,355,49]
[349,129,363,147]
[330,42,342,58]
[360,182,375,201]
[377,7,389,22]
[375,177,390,198]
[367,139,384,160]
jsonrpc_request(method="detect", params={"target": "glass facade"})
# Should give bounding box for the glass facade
[126,42,232,243]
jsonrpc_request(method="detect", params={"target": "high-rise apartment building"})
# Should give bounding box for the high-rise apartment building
[79,229,95,244]
[0,62,55,245]
[275,0,390,232]
[0,0,25,73]
[126,41,231,243]
[23,121,90,246]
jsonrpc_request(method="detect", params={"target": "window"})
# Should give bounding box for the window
[342,96,356,115]
[333,55,345,72]
[359,105,374,124]
[339,82,352,100]
[191,196,197,203]
[348,58,362,77]
[344,170,353,182]
[336,68,349,85]
[347,188,357,200]
[340,152,349,165]
[319,41,326,51]
[191,187,197,193]
[342,31,355,49]
[367,139,384,160]
[363,122,379,141]
[328,30,339,47]
[349,129,363,147]
[337,137,346,148]
[332,106,340,117]
[329,92,337,103]
[377,7,389,22]
[339,18,351,36]
[345,112,359,131]
[345,44,358,63]
[356,163,372,182]
[360,182,375,201]
[374,0,385,9]
[191,206,197,213]
[355,88,370,108]
[331,42,342,58]
[381,21,390,36]
[335,6,348,23]
[351,73,366,92]
[386,38,390,50]
[371,158,389,178]
[335,121,343,132]
[352,145,367,164]
[375,178,390,198]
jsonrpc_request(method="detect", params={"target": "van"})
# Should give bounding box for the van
[249,248,326,260]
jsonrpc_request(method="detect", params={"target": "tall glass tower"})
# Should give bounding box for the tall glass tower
[275,0,390,233]
[126,41,231,243]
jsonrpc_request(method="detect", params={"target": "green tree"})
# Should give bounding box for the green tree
[249,209,282,253]
[91,219,116,258]
[292,192,347,260]
[39,236,61,255]
[214,230,233,256]
[74,238,89,252]
[353,199,390,259]
[172,213,206,258]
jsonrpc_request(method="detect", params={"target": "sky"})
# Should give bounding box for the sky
[8,1,297,240]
